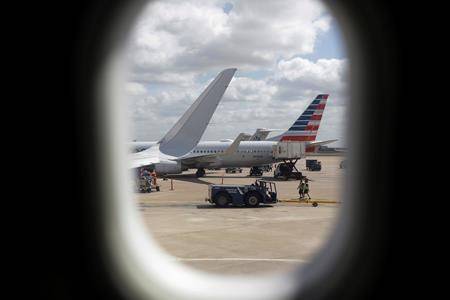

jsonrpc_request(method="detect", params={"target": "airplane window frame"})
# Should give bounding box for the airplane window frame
[71,0,402,299]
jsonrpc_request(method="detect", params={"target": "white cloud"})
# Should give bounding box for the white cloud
[225,77,278,102]
[277,57,346,85]
[204,57,348,143]
[125,82,147,96]
[274,57,348,104]
[126,0,331,83]
[124,0,349,146]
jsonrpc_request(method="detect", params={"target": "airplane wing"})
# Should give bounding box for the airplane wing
[158,68,237,157]
[175,133,250,166]
[223,133,250,155]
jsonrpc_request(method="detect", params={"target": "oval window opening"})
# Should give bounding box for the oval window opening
[102,0,351,299]
[126,0,348,275]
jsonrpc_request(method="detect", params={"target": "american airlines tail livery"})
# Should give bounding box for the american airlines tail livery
[266,94,337,152]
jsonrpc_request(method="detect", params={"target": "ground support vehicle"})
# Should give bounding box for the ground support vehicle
[206,180,278,207]
[225,167,243,174]
[249,166,263,177]
[306,159,322,171]
[136,177,160,193]
[273,159,303,180]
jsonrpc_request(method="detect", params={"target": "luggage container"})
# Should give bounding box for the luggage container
[273,141,306,159]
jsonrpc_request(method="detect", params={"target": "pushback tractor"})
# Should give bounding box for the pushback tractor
[206,180,278,207]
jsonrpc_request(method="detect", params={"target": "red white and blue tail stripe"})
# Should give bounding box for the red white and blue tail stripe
[280,94,329,142]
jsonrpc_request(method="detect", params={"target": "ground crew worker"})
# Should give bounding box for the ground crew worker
[141,168,151,179]
[297,177,312,200]
[151,170,157,186]
[297,179,305,199]
[138,168,153,192]
[303,178,311,200]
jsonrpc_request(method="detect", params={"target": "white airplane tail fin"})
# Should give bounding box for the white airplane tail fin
[249,128,282,141]
[159,68,237,156]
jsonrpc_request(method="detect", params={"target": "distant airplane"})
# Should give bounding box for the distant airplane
[130,68,237,173]
[131,93,336,177]
[247,128,283,141]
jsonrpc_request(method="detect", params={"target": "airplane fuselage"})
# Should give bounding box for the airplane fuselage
[184,141,277,168]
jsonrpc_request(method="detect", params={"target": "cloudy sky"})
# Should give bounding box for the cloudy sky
[125,0,348,146]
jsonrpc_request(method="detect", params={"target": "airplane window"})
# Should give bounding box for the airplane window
[108,0,350,299]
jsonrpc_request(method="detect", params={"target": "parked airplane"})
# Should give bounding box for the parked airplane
[180,94,336,177]
[131,68,237,173]
[131,94,336,176]
[130,128,280,152]
[130,97,335,148]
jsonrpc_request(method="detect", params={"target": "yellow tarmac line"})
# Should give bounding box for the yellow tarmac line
[278,199,341,204]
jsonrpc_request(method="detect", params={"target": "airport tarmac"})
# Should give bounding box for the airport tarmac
[135,155,345,275]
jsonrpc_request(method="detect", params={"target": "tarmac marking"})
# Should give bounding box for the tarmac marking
[279,199,341,204]
[174,257,307,263]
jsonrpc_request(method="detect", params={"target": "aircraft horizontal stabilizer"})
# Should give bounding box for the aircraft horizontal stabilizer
[129,145,161,169]
[308,139,338,147]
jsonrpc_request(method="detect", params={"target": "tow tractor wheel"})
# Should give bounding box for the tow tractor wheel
[214,192,230,207]
[245,192,261,207]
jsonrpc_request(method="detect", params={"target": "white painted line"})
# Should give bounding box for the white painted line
[174,257,307,263]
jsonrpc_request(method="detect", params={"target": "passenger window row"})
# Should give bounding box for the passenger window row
[192,149,271,154]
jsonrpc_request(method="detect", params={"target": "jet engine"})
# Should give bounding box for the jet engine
[154,160,182,175]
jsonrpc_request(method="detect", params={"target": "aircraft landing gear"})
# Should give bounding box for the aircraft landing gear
[196,168,206,178]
